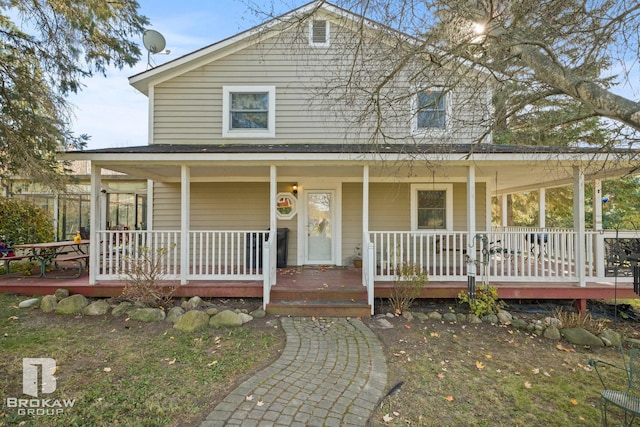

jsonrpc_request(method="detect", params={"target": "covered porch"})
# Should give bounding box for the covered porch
[64,144,640,316]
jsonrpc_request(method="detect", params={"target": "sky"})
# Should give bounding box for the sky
[69,0,306,150]
[68,0,639,150]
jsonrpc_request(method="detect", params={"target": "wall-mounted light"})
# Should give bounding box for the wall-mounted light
[292,184,298,195]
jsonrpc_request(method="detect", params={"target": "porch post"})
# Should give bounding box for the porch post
[573,167,586,287]
[180,165,190,285]
[501,195,508,229]
[89,164,102,285]
[467,166,476,237]
[362,165,369,285]
[593,179,605,277]
[538,188,546,229]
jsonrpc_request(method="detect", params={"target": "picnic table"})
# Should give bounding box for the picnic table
[12,240,89,278]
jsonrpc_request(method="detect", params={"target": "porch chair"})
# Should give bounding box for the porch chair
[589,341,640,426]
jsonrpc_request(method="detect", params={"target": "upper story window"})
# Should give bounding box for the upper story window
[410,184,453,231]
[222,86,276,138]
[309,19,330,46]
[414,89,449,132]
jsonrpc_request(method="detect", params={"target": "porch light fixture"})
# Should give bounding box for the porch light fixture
[292,184,298,195]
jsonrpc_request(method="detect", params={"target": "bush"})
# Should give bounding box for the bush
[458,285,506,317]
[121,246,178,308]
[389,262,428,315]
[0,198,54,245]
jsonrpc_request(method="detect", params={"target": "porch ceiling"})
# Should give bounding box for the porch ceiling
[65,143,640,193]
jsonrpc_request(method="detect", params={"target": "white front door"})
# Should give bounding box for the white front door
[305,190,335,264]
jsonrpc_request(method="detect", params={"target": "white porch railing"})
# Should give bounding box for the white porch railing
[95,230,268,281]
[369,229,610,283]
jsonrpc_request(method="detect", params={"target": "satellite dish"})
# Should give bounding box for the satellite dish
[143,29,166,54]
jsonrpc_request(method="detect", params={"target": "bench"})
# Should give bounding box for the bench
[2,254,34,276]
[44,253,89,278]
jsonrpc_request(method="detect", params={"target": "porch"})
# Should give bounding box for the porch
[0,265,637,317]
[4,225,639,317]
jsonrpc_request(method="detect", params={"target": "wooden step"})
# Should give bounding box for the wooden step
[270,287,367,303]
[266,301,371,318]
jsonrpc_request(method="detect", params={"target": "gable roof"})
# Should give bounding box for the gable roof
[129,1,425,95]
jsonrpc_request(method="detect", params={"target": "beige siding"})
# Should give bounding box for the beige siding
[152,17,489,145]
[342,183,363,265]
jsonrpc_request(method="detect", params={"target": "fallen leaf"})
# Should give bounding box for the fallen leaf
[430,332,440,337]
[445,395,454,401]
[570,399,578,405]
[8,316,18,320]
[257,401,264,406]
[165,358,176,365]
[485,354,493,359]
[475,361,486,370]
[532,368,540,375]
[556,343,575,353]
[103,367,112,372]
[207,360,219,366]
[383,414,394,422]
[524,382,532,389]
[110,328,116,333]
[246,395,253,401]
[437,373,445,379]
[404,324,411,329]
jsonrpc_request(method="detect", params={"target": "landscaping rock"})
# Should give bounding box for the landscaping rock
[55,294,88,315]
[468,314,482,324]
[443,313,458,323]
[544,316,562,328]
[40,295,57,313]
[427,311,442,320]
[83,300,110,316]
[599,329,622,347]
[185,296,204,310]
[55,288,70,300]
[167,306,185,323]
[238,313,253,324]
[413,312,428,321]
[456,313,467,323]
[497,310,512,325]
[402,311,414,321]
[483,314,499,325]
[112,302,133,317]
[251,308,266,319]
[209,310,243,328]
[543,325,561,340]
[561,327,604,347]
[174,310,209,332]
[375,318,394,329]
[19,298,41,308]
[511,319,529,330]
[130,308,165,322]
[205,307,219,316]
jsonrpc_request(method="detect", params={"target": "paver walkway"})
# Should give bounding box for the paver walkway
[201,317,388,427]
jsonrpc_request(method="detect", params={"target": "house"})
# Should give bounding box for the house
[63,1,640,316]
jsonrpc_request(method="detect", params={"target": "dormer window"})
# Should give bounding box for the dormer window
[309,19,330,46]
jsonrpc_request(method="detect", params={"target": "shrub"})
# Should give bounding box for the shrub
[0,198,54,245]
[458,285,506,317]
[389,262,428,315]
[121,246,178,308]
[552,307,606,335]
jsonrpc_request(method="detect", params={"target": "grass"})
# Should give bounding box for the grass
[369,308,638,426]
[0,294,282,426]
[1,293,638,426]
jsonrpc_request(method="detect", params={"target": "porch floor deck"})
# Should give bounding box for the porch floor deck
[0,266,638,302]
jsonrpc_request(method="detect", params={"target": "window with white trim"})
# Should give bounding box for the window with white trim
[410,184,453,231]
[309,19,330,46]
[222,86,276,137]
[414,89,448,131]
